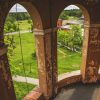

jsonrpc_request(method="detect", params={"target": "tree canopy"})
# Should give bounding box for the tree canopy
[58,25,82,51]
[59,9,83,20]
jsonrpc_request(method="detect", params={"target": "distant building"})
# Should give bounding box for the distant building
[57,19,63,27]
[57,18,84,36]
[57,19,71,31]
[58,25,71,32]
[57,19,83,31]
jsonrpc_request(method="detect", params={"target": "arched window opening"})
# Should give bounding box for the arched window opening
[4,3,38,100]
[57,5,88,76]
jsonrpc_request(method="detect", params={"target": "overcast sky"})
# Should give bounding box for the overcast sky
[10,4,79,13]
[64,5,79,10]
[10,4,27,12]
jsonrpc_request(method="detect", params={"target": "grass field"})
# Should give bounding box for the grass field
[4,19,82,100]
[5,32,82,78]
[6,33,38,78]
[18,20,32,31]
[14,81,36,100]
[58,47,81,74]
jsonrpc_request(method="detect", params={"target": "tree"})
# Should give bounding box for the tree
[68,25,82,51]
[27,19,33,32]
[4,35,20,75]
[59,10,69,20]
[59,9,82,20]
[57,25,82,51]
[4,14,18,33]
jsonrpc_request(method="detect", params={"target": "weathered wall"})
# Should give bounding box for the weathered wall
[0,0,100,100]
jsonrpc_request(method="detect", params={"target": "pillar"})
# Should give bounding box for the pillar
[34,27,58,99]
[51,27,58,96]
[81,24,100,83]
[34,28,51,100]
[0,45,16,100]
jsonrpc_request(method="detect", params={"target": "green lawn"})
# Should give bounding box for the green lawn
[58,47,81,74]
[6,33,38,78]
[17,20,32,31]
[5,25,82,100]
[4,14,82,100]
[5,32,82,78]
[14,81,36,100]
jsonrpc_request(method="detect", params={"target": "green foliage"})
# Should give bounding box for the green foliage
[58,30,70,48]
[17,20,32,31]
[69,25,82,50]
[4,15,18,33]
[14,81,35,100]
[5,33,38,78]
[4,35,20,75]
[59,10,69,20]
[27,19,32,24]
[59,9,82,20]
[9,12,31,21]
[58,25,82,51]
[4,13,32,33]
[32,50,36,59]
[58,47,81,74]
[4,12,82,80]
[4,32,81,78]
[27,20,33,32]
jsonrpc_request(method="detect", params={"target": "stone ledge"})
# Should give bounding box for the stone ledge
[58,70,82,90]
[58,70,80,81]
[58,70,100,90]
[23,88,43,100]
[23,70,100,100]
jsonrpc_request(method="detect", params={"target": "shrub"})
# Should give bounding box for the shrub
[57,25,82,51]
[31,50,36,59]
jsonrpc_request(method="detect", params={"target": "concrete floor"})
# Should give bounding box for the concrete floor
[54,82,100,100]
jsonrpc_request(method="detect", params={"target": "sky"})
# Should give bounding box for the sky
[10,4,79,13]
[64,5,79,10]
[10,4,27,12]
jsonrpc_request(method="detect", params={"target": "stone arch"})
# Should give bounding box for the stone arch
[0,1,44,100]
[3,1,43,30]
[56,3,90,27]
[0,1,43,45]
[54,3,91,88]
[3,1,44,79]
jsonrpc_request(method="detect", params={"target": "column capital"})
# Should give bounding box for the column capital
[33,27,58,35]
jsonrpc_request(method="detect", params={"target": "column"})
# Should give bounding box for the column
[51,27,58,96]
[81,24,100,83]
[34,28,53,100]
[0,45,16,100]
